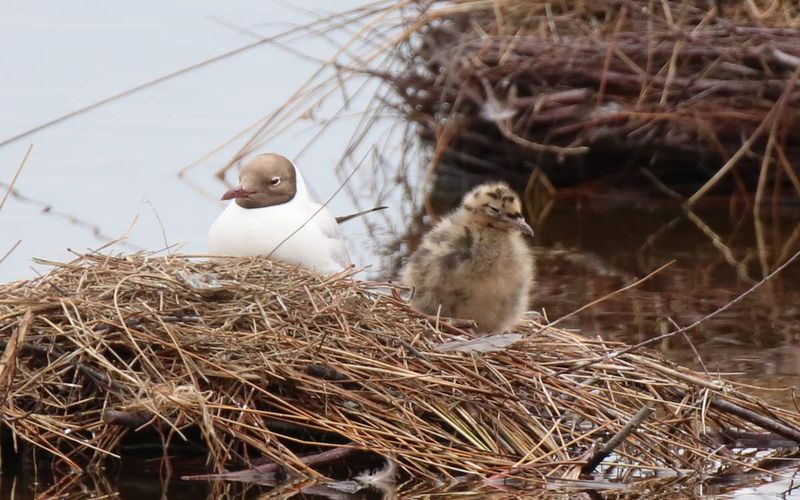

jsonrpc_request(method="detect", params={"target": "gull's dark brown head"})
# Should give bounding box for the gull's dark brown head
[461,182,533,236]
[221,153,298,209]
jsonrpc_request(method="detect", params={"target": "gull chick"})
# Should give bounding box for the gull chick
[208,153,350,274]
[401,182,534,334]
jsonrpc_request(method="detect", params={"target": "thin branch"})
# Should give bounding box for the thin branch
[0,144,33,211]
[581,406,654,475]
[708,397,800,444]
[182,445,360,482]
[0,240,22,266]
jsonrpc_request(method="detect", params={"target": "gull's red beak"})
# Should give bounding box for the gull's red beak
[221,187,254,201]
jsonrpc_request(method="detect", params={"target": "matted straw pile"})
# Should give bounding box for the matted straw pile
[381,0,800,198]
[1,253,799,485]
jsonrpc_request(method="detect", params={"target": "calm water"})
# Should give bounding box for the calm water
[2,1,800,498]
[529,193,800,410]
[0,0,380,283]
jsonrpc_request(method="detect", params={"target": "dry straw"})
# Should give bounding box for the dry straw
[367,0,800,202]
[1,252,798,487]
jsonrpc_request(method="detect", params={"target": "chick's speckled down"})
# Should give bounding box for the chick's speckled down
[402,182,534,333]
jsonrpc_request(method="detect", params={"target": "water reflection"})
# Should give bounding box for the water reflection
[5,458,800,498]
[535,201,800,409]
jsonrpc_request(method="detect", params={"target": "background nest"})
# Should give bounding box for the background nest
[1,253,799,488]
[379,0,800,201]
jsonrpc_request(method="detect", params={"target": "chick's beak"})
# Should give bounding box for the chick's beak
[512,217,534,237]
[221,187,255,201]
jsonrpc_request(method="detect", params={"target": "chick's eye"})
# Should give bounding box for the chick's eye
[486,205,500,214]
[270,176,282,187]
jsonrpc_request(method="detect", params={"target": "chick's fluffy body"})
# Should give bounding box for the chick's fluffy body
[402,183,534,333]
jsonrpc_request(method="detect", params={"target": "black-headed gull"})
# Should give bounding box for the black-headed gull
[208,153,355,274]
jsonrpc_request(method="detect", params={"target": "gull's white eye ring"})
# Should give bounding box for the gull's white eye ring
[270,176,282,187]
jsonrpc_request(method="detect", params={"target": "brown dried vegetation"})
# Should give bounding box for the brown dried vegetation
[0,253,798,487]
[378,0,800,200]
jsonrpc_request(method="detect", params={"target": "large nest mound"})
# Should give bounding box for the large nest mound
[382,0,800,198]
[1,254,799,487]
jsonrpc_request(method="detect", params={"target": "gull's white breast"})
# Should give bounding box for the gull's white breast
[208,197,350,274]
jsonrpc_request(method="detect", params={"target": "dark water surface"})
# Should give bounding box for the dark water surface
[527,191,800,410]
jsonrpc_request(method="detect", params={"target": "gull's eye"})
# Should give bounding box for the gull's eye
[270,176,282,187]
[485,204,500,214]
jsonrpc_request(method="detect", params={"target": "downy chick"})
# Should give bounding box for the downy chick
[401,182,534,334]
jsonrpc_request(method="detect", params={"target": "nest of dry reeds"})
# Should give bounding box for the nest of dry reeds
[377,0,800,201]
[1,253,799,488]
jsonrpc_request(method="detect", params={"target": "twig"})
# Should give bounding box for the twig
[0,240,22,266]
[497,120,589,155]
[0,144,32,210]
[0,310,33,403]
[639,167,683,200]
[772,49,800,68]
[707,398,800,444]
[334,205,388,224]
[596,7,628,105]
[624,354,723,391]
[181,445,360,482]
[715,430,800,449]
[581,406,654,475]
[144,199,171,256]
[103,410,178,430]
